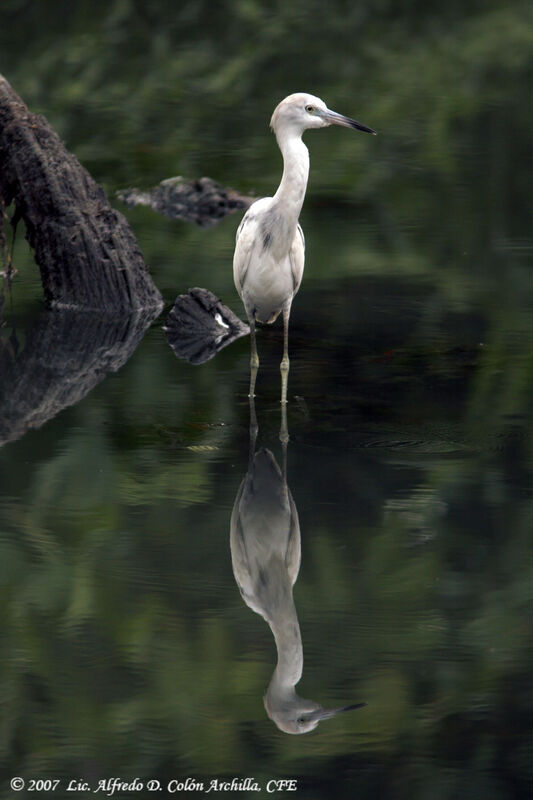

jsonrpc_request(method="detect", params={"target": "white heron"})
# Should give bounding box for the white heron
[233,92,376,403]
[230,399,366,734]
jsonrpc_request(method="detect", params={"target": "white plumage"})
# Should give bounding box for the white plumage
[233,92,375,403]
[230,404,367,734]
[234,198,305,326]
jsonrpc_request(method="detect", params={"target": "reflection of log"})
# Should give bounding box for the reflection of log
[164,287,249,364]
[0,307,160,447]
[0,75,163,312]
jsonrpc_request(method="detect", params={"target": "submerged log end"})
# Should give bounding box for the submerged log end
[164,287,249,364]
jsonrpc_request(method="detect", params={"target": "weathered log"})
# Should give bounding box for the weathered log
[117,176,253,228]
[164,287,249,364]
[0,306,160,447]
[0,75,163,312]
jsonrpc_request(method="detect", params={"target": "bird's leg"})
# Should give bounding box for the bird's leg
[280,306,290,405]
[249,392,259,463]
[279,398,289,453]
[247,312,259,398]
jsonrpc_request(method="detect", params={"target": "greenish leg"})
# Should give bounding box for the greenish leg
[249,393,258,463]
[280,306,290,405]
[279,398,289,453]
[248,313,259,398]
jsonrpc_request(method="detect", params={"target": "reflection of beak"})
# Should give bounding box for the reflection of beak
[308,702,367,722]
[324,109,376,135]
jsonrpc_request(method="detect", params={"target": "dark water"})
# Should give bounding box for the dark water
[3,216,533,798]
[2,3,533,798]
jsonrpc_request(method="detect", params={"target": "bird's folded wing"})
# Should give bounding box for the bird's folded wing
[289,224,305,295]
[284,492,301,585]
[233,197,272,294]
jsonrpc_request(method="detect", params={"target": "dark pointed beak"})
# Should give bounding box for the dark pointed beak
[324,109,376,135]
[308,702,367,722]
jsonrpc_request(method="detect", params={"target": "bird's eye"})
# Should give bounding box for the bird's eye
[305,105,315,114]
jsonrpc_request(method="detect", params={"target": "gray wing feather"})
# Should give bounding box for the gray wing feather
[289,224,305,295]
[284,492,301,586]
[233,198,271,296]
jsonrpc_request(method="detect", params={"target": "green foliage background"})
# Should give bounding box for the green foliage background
[1,1,533,798]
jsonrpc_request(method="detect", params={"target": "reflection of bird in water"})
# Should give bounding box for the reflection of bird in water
[233,92,376,403]
[230,400,365,734]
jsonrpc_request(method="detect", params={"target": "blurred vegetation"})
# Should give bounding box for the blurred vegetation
[1,1,533,798]
[2,0,533,300]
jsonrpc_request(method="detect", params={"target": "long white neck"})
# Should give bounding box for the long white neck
[263,592,304,727]
[272,130,309,235]
[268,590,303,688]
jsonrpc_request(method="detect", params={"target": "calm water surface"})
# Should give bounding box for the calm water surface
[3,222,533,798]
[2,65,533,800]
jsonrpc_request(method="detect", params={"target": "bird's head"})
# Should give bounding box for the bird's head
[264,691,367,735]
[270,92,376,139]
